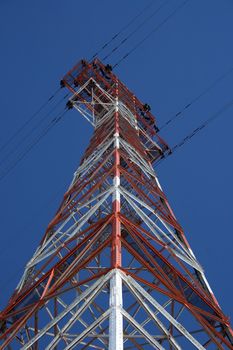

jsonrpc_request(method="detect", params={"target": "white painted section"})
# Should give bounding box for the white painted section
[114,136,120,149]
[118,102,138,129]
[118,187,202,269]
[22,271,114,349]
[112,158,120,203]
[28,188,115,267]
[155,175,163,191]
[109,270,123,350]
[120,271,206,350]
[115,96,119,112]
[64,310,110,350]
[112,188,120,203]
[199,271,217,301]
[113,176,120,187]
[121,309,165,350]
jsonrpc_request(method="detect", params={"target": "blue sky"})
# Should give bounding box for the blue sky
[0,0,232,325]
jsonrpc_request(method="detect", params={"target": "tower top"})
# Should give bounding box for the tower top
[61,58,170,164]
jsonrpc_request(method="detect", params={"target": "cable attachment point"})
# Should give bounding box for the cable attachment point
[66,100,74,110]
[60,80,65,88]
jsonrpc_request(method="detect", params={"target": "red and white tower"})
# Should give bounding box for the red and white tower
[0,59,232,349]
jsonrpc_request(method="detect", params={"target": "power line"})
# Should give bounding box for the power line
[0,2,156,168]
[113,0,190,69]
[157,97,233,166]
[0,87,61,155]
[171,97,233,152]
[102,0,170,62]
[0,109,68,182]
[89,1,155,61]
[0,1,154,164]
[159,64,233,130]
[0,0,184,174]
[0,93,69,170]
[0,3,155,176]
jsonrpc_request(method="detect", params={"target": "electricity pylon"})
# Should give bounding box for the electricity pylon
[0,58,232,349]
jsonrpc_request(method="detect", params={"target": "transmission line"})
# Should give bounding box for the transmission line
[113,0,190,69]
[0,87,62,154]
[157,97,233,166]
[0,0,183,169]
[0,2,156,165]
[89,0,155,61]
[0,93,69,170]
[102,0,170,62]
[0,109,68,182]
[159,64,233,130]
[172,98,233,151]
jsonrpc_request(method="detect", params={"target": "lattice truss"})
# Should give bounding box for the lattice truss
[0,59,232,349]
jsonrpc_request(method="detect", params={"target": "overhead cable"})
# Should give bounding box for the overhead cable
[160,64,233,130]
[89,1,155,61]
[171,97,233,152]
[102,0,170,61]
[157,97,233,166]
[113,0,190,69]
[0,2,155,166]
[0,93,69,169]
[0,109,68,182]
[0,87,62,155]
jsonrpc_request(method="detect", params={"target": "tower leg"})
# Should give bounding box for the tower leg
[109,270,123,350]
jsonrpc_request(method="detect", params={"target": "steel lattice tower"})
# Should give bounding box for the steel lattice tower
[0,59,232,349]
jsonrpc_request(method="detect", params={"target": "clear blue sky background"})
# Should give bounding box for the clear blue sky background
[0,0,232,326]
